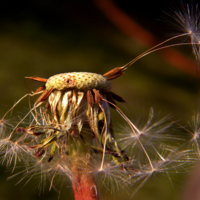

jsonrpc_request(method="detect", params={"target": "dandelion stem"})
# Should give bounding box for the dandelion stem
[72,172,99,200]
[69,131,99,200]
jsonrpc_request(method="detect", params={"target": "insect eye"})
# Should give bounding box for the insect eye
[66,79,72,84]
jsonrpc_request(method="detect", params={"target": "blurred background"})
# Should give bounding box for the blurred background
[0,0,200,199]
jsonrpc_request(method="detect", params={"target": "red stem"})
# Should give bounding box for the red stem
[72,172,99,200]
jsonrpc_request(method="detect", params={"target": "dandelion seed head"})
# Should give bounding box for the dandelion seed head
[46,72,111,92]
[1,22,198,197]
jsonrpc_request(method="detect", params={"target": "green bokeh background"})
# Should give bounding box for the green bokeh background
[0,1,200,200]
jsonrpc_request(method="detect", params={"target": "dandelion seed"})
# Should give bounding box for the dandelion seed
[94,155,131,194]
[117,108,178,159]
[180,113,200,158]
[0,137,30,171]
[166,3,200,62]
[0,118,13,135]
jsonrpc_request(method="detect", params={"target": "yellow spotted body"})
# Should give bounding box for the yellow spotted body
[46,72,111,92]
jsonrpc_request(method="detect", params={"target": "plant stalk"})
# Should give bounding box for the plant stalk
[72,172,99,200]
